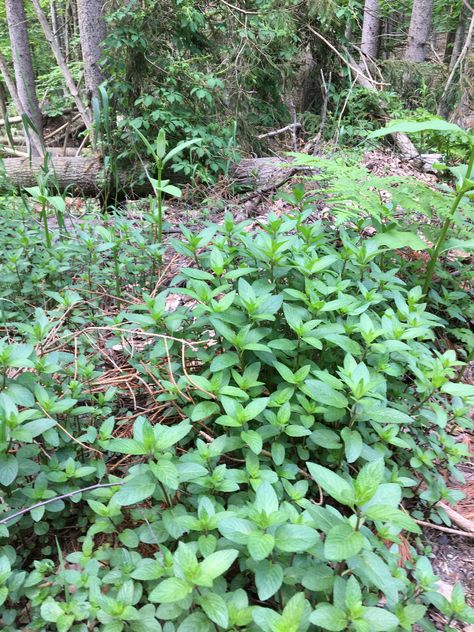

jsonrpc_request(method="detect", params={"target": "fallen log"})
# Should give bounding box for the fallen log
[1,155,154,197]
[2,156,105,195]
[2,146,80,157]
[231,156,298,187]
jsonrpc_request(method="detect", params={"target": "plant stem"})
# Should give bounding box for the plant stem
[113,247,121,307]
[42,201,51,248]
[422,147,474,295]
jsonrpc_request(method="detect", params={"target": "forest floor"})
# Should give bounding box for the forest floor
[47,147,474,626]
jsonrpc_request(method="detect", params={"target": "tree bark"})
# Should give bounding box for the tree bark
[5,0,44,155]
[76,0,108,102]
[438,10,474,118]
[1,156,154,197]
[3,157,103,195]
[361,0,380,60]
[450,7,467,70]
[0,51,24,124]
[31,0,92,129]
[405,0,435,62]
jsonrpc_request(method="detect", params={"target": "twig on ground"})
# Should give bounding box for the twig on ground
[0,482,124,526]
[416,519,474,539]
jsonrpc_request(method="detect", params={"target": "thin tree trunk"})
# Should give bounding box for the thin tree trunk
[5,0,44,155]
[0,81,15,150]
[438,10,474,117]
[64,0,70,60]
[405,0,435,62]
[361,0,380,60]
[443,6,459,64]
[444,29,457,64]
[31,0,92,129]
[50,0,59,37]
[0,51,24,122]
[450,7,467,69]
[76,0,108,102]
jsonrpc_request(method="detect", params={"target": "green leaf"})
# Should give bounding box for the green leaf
[248,532,275,560]
[363,505,421,533]
[114,475,156,506]
[218,517,255,544]
[241,430,263,454]
[210,352,240,372]
[255,481,279,515]
[442,382,474,398]
[107,438,145,455]
[307,462,355,506]
[368,119,465,139]
[304,380,348,408]
[364,407,413,425]
[255,561,283,601]
[163,138,202,166]
[310,604,348,631]
[398,604,426,628]
[252,606,281,632]
[199,549,238,580]
[350,551,403,603]
[149,577,193,603]
[22,417,56,438]
[130,559,164,580]
[441,237,474,253]
[279,592,307,630]
[178,612,214,632]
[0,454,18,486]
[361,607,399,630]
[354,459,385,505]
[274,524,319,552]
[199,592,228,628]
[243,397,269,421]
[191,401,220,421]
[149,459,179,490]
[40,598,64,622]
[370,230,427,251]
[324,524,365,561]
[341,428,363,463]
[154,421,191,450]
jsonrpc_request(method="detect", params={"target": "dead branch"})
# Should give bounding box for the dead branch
[438,501,474,533]
[258,123,302,139]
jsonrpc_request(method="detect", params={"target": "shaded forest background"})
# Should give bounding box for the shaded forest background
[0,0,472,189]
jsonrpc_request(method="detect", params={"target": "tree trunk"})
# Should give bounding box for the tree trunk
[0,51,24,124]
[3,157,103,194]
[438,11,474,118]
[50,0,59,38]
[31,0,92,129]
[361,0,380,60]
[1,156,154,197]
[76,0,107,102]
[450,7,467,70]
[5,0,44,155]
[404,0,434,62]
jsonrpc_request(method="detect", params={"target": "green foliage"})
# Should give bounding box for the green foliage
[367,118,474,294]
[103,0,302,181]
[0,191,472,629]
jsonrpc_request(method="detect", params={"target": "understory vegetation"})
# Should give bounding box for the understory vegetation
[0,119,473,631]
[0,0,473,630]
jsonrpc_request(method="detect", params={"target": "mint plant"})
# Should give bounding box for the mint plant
[0,195,472,631]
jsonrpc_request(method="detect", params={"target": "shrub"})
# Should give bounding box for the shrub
[0,208,473,630]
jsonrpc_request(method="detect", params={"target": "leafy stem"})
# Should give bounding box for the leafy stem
[422,145,474,295]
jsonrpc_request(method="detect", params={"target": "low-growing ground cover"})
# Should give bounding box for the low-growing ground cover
[0,188,473,631]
